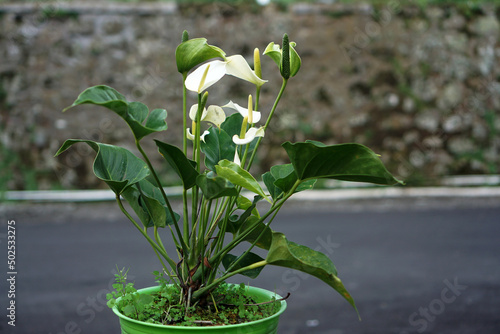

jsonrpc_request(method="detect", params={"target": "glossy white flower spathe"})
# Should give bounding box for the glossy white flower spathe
[223,101,261,124]
[189,104,226,128]
[233,149,241,166]
[185,55,266,93]
[185,61,226,93]
[224,55,266,88]
[186,128,210,142]
[187,104,225,142]
[232,127,265,145]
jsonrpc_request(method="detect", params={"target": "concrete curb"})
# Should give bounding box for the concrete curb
[289,186,500,201]
[3,186,500,203]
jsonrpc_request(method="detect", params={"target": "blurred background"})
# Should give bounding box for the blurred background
[1,0,499,192]
[1,1,500,334]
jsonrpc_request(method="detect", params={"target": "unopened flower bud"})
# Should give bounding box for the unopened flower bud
[181,30,189,43]
[281,34,290,80]
[254,48,262,79]
[248,95,253,124]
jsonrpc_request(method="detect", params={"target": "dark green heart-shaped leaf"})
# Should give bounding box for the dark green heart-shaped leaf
[197,173,238,200]
[122,185,151,228]
[155,140,198,190]
[225,196,271,250]
[127,102,168,140]
[122,179,180,228]
[283,141,404,185]
[55,139,149,194]
[236,195,260,218]
[138,191,167,228]
[262,171,281,201]
[200,127,235,171]
[222,252,266,279]
[221,112,243,138]
[176,38,226,74]
[237,216,273,250]
[122,185,166,228]
[263,164,316,201]
[63,85,128,114]
[63,85,167,141]
[266,232,358,316]
[136,179,180,226]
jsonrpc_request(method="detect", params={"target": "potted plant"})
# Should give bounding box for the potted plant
[55,31,403,332]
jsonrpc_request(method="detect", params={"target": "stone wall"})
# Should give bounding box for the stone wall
[1,2,499,190]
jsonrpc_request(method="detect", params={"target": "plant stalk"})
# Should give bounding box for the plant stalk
[246,78,288,172]
[192,260,268,301]
[116,195,177,271]
[135,140,189,255]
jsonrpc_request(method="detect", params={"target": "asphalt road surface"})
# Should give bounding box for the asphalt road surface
[1,196,499,334]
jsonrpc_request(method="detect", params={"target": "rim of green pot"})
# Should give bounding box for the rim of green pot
[112,284,287,330]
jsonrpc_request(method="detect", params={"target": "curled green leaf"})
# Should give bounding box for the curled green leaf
[55,139,149,195]
[176,38,226,74]
[63,85,168,141]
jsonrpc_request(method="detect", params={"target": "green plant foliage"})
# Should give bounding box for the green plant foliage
[283,141,404,185]
[107,272,280,326]
[196,172,239,200]
[155,140,198,190]
[57,31,402,326]
[175,38,225,74]
[63,85,167,141]
[262,163,316,201]
[55,139,149,195]
[200,126,236,171]
[222,252,266,279]
[215,160,270,202]
[266,232,359,317]
[122,179,180,228]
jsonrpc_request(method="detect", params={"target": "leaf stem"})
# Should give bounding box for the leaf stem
[135,140,189,255]
[116,195,177,271]
[182,74,191,245]
[192,260,268,301]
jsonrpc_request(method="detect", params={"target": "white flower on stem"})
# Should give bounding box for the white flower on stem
[230,95,264,145]
[225,55,266,87]
[186,104,225,142]
[186,128,210,142]
[203,105,226,128]
[189,104,226,128]
[233,149,241,166]
[185,55,267,93]
[185,62,226,93]
[232,127,265,145]
[223,100,261,124]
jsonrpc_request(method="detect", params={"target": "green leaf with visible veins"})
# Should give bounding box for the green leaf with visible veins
[263,163,316,201]
[63,85,167,141]
[215,160,270,202]
[175,38,225,74]
[283,141,404,185]
[155,140,198,190]
[196,172,238,200]
[122,179,179,229]
[266,231,359,318]
[222,252,265,279]
[55,139,149,195]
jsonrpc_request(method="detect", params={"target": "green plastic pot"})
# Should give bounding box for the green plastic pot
[112,284,287,334]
